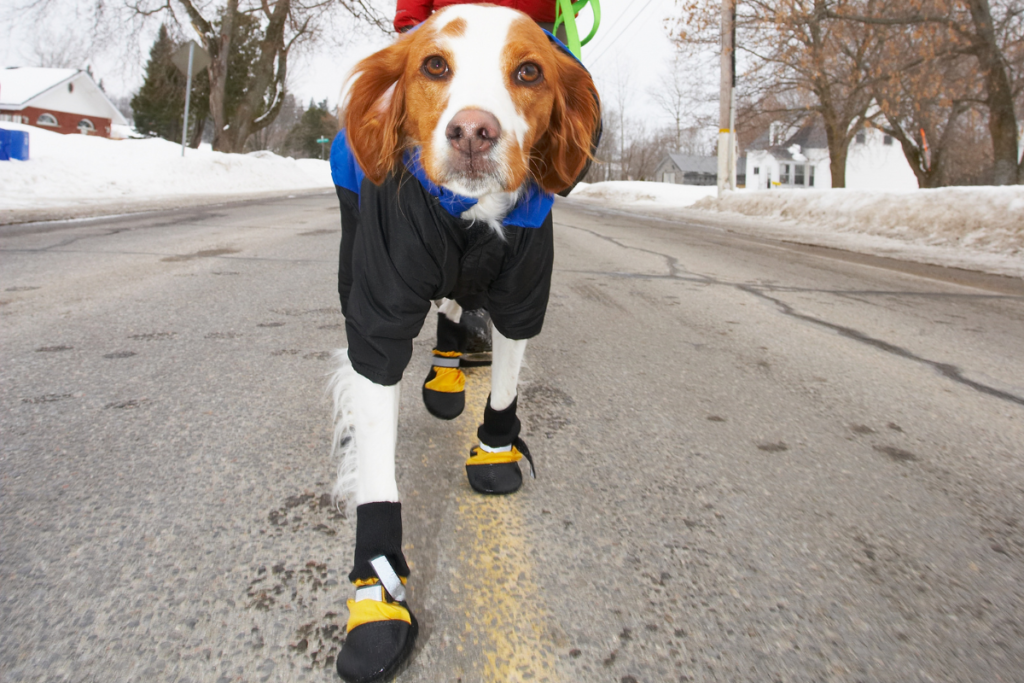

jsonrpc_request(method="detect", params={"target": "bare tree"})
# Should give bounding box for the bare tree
[829,0,1024,185]
[672,0,895,188]
[647,52,713,149]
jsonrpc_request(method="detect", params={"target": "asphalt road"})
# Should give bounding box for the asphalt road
[2,193,1022,683]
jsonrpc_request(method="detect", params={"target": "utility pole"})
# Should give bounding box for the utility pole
[717,0,737,198]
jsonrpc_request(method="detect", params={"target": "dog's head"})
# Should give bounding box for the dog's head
[343,4,600,197]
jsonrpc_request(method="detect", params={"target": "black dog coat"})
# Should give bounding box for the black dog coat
[332,135,555,386]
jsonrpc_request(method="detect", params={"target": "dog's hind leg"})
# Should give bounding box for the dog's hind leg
[465,328,534,494]
[329,352,417,683]
[422,299,468,420]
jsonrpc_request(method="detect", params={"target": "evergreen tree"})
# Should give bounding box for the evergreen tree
[131,25,184,141]
[284,99,339,159]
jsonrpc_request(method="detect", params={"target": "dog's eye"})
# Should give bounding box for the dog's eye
[516,63,542,84]
[422,56,449,79]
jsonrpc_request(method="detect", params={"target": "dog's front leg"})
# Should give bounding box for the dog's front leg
[334,366,418,682]
[490,328,527,411]
[465,328,534,494]
[351,372,400,505]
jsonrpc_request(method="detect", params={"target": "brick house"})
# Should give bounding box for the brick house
[0,67,128,138]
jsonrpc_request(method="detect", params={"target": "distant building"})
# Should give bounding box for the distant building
[654,153,718,186]
[745,117,917,191]
[653,152,748,188]
[0,67,128,138]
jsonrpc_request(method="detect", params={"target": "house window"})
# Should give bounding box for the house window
[663,172,675,184]
[808,166,815,187]
[883,134,893,146]
[37,113,59,127]
[794,164,805,186]
[780,163,791,185]
[68,83,74,93]
[753,166,760,175]
[77,119,95,133]
[0,114,28,124]
[856,131,866,144]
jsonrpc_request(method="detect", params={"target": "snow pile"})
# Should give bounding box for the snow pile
[0,122,332,215]
[571,181,717,208]
[568,180,1024,277]
[693,188,1024,256]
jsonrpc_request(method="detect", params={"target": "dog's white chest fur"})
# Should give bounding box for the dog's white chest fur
[460,190,520,231]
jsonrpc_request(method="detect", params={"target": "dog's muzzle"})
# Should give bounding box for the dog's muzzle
[444,109,501,180]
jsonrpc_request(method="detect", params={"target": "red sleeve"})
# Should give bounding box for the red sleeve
[517,0,557,23]
[394,0,434,32]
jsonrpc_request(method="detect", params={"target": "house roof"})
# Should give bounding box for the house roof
[665,153,718,175]
[785,118,828,150]
[1,66,127,125]
[0,67,78,107]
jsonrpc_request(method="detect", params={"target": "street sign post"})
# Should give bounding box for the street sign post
[317,136,330,160]
[172,40,211,157]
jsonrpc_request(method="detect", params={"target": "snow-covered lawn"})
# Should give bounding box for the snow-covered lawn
[569,181,1024,278]
[0,122,332,220]
[570,180,719,208]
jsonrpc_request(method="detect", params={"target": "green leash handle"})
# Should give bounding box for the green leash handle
[554,0,601,59]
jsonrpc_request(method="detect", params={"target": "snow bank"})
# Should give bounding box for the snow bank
[693,188,1024,256]
[568,180,1024,277]
[0,122,332,218]
[570,181,717,208]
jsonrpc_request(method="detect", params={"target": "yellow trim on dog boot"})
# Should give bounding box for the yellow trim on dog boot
[422,350,465,420]
[346,578,412,630]
[465,438,535,495]
[337,562,418,683]
[424,367,465,393]
[466,444,524,466]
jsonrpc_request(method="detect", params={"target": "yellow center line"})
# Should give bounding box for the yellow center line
[450,367,561,683]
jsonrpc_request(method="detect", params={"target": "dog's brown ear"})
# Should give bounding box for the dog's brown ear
[344,39,410,185]
[530,51,601,194]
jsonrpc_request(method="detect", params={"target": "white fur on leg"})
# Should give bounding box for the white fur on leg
[328,350,401,515]
[436,298,463,324]
[490,328,527,411]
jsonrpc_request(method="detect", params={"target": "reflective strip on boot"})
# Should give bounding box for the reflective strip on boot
[426,350,465,393]
[429,351,461,368]
[346,569,411,631]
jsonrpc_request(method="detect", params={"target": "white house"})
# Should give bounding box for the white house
[0,67,128,138]
[746,118,918,191]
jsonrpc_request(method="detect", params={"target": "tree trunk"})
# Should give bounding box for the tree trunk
[882,103,967,189]
[209,0,238,152]
[819,101,851,188]
[965,0,1019,185]
[228,0,290,152]
[189,118,205,148]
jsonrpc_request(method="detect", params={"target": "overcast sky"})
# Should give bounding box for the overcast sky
[2,0,710,131]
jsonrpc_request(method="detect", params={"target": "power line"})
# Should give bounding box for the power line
[586,0,659,67]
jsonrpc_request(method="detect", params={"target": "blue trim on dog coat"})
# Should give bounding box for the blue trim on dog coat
[330,131,553,229]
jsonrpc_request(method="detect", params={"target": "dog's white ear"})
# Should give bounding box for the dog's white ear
[344,40,410,185]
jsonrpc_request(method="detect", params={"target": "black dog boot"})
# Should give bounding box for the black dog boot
[422,313,467,420]
[466,395,536,495]
[337,503,418,683]
[458,308,493,366]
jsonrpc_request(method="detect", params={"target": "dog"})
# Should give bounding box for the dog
[327,5,600,681]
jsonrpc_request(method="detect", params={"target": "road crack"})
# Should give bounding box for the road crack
[562,221,1024,408]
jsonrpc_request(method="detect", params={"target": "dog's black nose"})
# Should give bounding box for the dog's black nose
[445,109,501,156]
